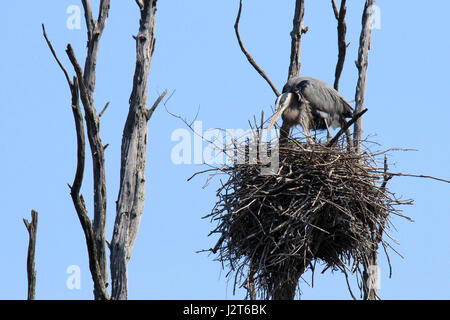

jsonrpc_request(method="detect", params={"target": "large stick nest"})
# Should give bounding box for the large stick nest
[203,135,411,299]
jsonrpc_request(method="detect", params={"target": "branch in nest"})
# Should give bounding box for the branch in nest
[326,108,368,147]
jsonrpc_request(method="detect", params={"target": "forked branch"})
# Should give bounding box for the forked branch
[42,25,109,300]
[287,0,306,79]
[331,0,348,91]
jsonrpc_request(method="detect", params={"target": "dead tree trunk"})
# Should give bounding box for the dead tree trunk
[43,0,165,300]
[23,210,38,300]
[110,0,160,300]
[352,0,377,300]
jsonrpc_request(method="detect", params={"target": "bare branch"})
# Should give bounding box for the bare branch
[81,0,94,41]
[380,155,393,190]
[66,44,90,110]
[287,0,305,79]
[67,76,110,300]
[375,171,450,184]
[23,210,38,300]
[234,0,280,97]
[83,0,111,93]
[353,0,374,151]
[66,40,108,293]
[45,1,111,301]
[41,24,72,88]
[146,88,168,120]
[98,101,110,118]
[332,0,347,91]
[69,78,84,196]
[70,192,110,300]
[97,0,111,30]
[331,0,339,19]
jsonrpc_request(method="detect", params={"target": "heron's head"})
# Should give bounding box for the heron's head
[267,92,296,131]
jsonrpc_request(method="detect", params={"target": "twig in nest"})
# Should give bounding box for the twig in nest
[326,108,368,147]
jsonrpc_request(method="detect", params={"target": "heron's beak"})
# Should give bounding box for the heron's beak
[267,93,292,132]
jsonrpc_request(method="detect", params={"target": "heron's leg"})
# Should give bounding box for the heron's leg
[340,119,353,152]
[302,123,313,144]
[305,129,313,144]
[300,103,313,144]
[324,118,331,141]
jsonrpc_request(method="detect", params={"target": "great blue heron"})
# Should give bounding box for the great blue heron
[267,76,353,143]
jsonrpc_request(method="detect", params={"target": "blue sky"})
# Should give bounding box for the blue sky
[0,0,449,299]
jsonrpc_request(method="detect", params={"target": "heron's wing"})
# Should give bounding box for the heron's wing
[292,77,353,118]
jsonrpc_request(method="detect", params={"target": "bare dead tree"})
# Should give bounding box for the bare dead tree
[42,0,164,300]
[43,23,110,299]
[351,0,376,300]
[23,210,38,300]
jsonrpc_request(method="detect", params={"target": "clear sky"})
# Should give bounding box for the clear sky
[0,0,449,300]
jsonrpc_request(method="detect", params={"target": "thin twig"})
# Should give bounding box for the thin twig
[234,0,280,97]
[146,88,168,120]
[381,155,393,190]
[98,101,110,118]
[41,24,72,88]
[377,171,450,184]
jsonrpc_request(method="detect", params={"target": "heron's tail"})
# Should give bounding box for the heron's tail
[341,98,353,118]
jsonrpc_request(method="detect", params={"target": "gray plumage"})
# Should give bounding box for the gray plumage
[267,76,353,142]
